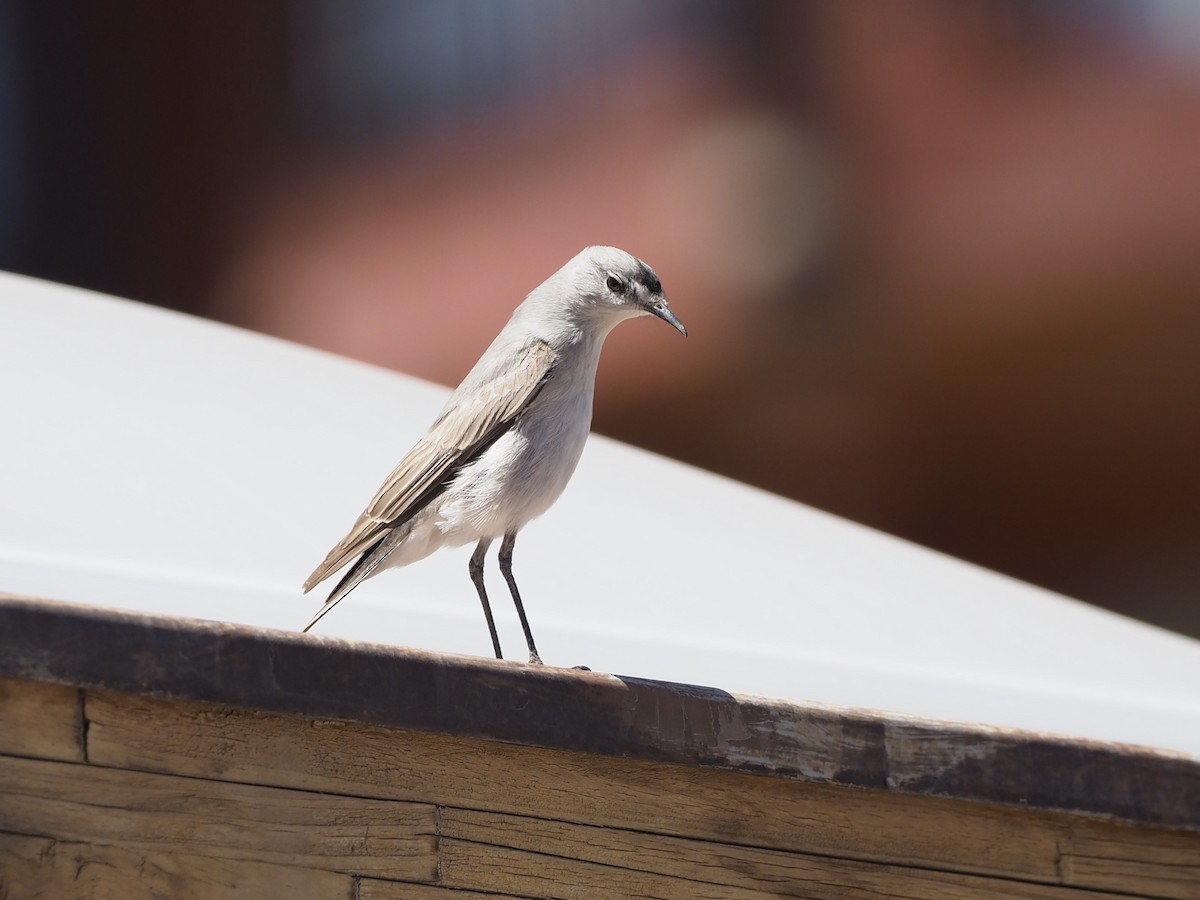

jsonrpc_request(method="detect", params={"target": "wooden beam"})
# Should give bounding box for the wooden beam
[0,833,355,900]
[436,808,1140,899]
[81,688,1200,897]
[1,595,1195,831]
[0,676,83,762]
[0,754,437,880]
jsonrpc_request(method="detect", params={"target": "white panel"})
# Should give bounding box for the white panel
[1,271,1197,755]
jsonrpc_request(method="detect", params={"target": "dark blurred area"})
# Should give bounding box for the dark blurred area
[4,0,1199,638]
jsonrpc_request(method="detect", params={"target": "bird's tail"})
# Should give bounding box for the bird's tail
[302,536,392,633]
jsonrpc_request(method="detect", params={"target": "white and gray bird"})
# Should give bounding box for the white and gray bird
[302,246,686,663]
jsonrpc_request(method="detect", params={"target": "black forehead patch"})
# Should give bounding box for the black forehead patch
[635,263,662,295]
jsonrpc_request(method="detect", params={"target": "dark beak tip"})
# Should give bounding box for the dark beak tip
[650,301,687,338]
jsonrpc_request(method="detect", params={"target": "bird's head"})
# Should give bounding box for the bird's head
[562,246,687,337]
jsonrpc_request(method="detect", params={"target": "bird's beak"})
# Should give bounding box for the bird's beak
[648,298,688,337]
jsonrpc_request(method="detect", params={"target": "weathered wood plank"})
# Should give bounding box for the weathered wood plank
[4,596,1196,897]
[0,676,82,761]
[2,595,1195,830]
[82,688,1200,896]
[438,809,1138,900]
[83,690,1059,879]
[0,832,355,900]
[360,883,523,900]
[0,753,438,881]
[1062,822,1200,900]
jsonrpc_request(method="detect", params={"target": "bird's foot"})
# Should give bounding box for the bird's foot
[571,665,591,671]
[527,652,544,665]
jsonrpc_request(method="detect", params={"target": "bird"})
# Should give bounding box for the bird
[302,246,686,664]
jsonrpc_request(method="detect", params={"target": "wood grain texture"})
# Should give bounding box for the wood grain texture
[359,883,519,900]
[0,752,437,880]
[2,595,1196,830]
[83,689,1200,898]
[0,675,82,761]
[1061,824,1200,900]
[82,690,1059,878]
[438,808,1138,900]
[0,833,355,900]
[3,597,1198,899]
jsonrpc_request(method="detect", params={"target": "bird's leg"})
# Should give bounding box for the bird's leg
[469,538,503,660]
[499,530,542,665]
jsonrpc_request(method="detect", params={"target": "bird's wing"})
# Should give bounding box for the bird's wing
[303,338,558,592]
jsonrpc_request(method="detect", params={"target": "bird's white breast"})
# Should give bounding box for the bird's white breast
[434,335,602,541]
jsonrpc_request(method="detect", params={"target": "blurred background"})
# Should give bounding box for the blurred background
[3,0,1199,639]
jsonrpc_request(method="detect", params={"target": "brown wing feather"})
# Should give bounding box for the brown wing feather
[303,339,557,592]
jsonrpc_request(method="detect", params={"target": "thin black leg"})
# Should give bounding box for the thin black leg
[499,530,542,664]
[469,538,503,659]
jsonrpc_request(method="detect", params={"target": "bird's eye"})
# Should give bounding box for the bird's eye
[605,274,625,293]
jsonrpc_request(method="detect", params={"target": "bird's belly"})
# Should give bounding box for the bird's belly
[435,407,590,540]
